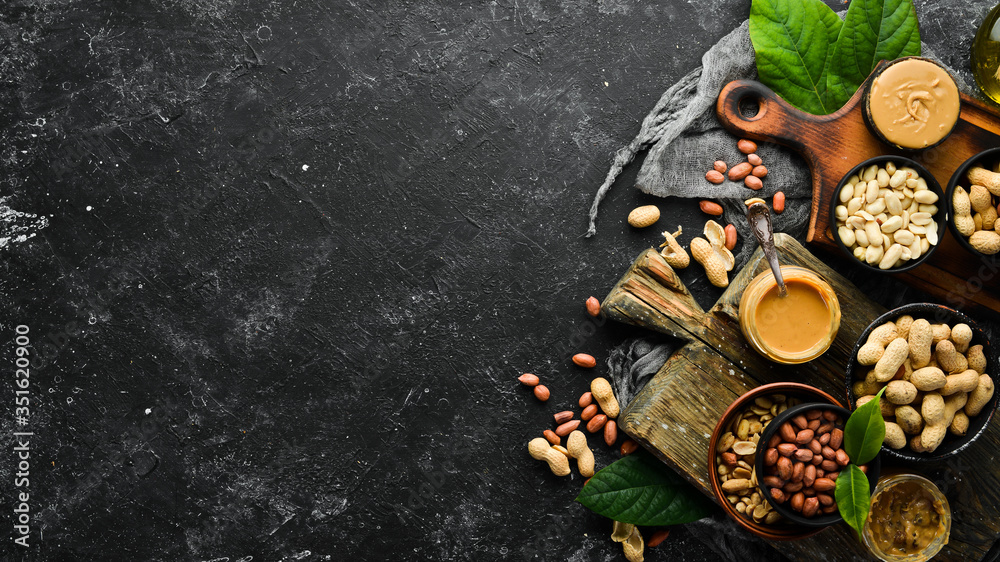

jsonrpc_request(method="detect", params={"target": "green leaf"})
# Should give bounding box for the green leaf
[827,0,922,109]
[835,464,872,538]
[575,451,716,526]
[844,386,887,465]
[749,0,844,115]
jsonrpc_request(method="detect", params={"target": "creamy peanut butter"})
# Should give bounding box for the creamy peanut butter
[753,279,832,355]
[868,58,960,150]
[867,480,948,556]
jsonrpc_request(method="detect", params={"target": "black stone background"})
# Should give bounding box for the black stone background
[1,0,1000,560]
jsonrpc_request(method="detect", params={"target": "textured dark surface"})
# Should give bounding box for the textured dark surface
[0,0,998,560]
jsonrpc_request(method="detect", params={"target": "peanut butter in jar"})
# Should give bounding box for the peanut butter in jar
[865,57,961,151]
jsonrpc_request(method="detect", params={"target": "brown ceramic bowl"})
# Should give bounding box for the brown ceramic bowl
[708,382,844,540]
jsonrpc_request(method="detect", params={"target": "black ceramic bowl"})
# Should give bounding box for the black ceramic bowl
[755,402,881,528]
[845,303,998,462]
[945,147,1000,257]
[829,155,947,273]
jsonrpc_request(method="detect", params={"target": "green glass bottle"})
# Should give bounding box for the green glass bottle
[972,3,1000,104]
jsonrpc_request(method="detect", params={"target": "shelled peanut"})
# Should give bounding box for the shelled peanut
[953,164,1000,254]
[715,394,801,525]
[705,139,767,192]
[852,316,995,454]
[761,408,855,517]
[833,161,939,269]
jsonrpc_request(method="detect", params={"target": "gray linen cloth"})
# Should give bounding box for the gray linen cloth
[592,15,974,562]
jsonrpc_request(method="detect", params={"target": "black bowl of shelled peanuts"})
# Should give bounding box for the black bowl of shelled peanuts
[754,403,881,527]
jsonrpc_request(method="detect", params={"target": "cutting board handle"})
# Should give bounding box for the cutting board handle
[716,80,824,154]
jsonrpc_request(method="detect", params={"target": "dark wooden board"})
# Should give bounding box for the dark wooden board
[603,234,1000,561]
[715,61,1000,313]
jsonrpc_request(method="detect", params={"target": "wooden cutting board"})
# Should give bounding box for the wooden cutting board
[602,234,1000,561]
[715,61,1000,314]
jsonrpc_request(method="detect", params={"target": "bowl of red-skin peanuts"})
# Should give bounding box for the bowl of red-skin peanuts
[755,402,881,527]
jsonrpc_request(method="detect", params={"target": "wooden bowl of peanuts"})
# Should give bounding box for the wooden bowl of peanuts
[829,155,947,273]
[708,382,844,540]
[945,147,1000,257]
[845,303,998,462]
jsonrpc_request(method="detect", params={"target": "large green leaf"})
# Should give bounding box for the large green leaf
[575,451,716,526]
[749,0,844,115]
[835,464,872,538]
[827,0,922,109]
[844,386,886,465]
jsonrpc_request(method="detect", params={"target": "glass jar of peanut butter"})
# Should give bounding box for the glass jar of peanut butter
[738,266,841,364]
[864,57,961,151]
[862,473,951,561]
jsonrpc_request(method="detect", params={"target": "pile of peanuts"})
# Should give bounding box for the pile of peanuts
[852,315,996,454]
[705,139,768,191]
[833,161,940,269]
[953,164,1000,254]
[761,408,855,518]
[715,393,802,526]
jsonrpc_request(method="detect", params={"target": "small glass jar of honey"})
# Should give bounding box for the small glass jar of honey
[739,266,841,364]
[862,473,951,561]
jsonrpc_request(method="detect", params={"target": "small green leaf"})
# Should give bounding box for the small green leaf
[827,0,922,109]
[749,0,844,115]
[575,451,716,526]
[835,464,872,538]
[845,387,887,465]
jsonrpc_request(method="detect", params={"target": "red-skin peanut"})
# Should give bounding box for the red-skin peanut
[729,162,753,181]
[579,392,593,408]
[713,161,728,174]
[777,443,797,457]
[816,469,825,478]
[817,422,834,435]
[821,446,836,460]
[821,460,839,471]
[822,504,839,514]
[543,430,560,446]
[795,429,815,445]
[587,414,607,433]
[804,464,816,487]
[858,464,868,474]
[807,419,821,431]
[763,476,784,488]
[806,409,822,420]
[792,415,808,430]
[518,373,539,386]
[802,497,820,517]
[792,461,805,482]
[534,385,550,401]
[555,420,580,436]
[826,471,839,481]
[705,170,725,184]
[745,176,763,190]
[581,404,598,421]
[777,457,793,480]
[783,480,804,493]
[818,494,835,506]
[738,139,757,154]
[830,428,844,449]
[647,530,671,548]
[768,434,781,448]
[836,450,850,466]
[773,191,786,214]
[790,492,805,512]
[810,455,823,466]
[572,353,596,368]
[794,449,813,463]
[585,296,601,317]
[747,153,762,166]
[813,478,836,492]
[604,420,617,446]
[700,200,724,216]
[818,433,831,446]
[721,452,738,467]
[752,166,767,178]
[802,487,816,497]
[764,448,779,466]
[770,488,786,503]
[779,423,796,441]
[724,224,737,251]
[621,440,638,456]
[823,410,838,421]
[554,411,574,425]
[808,440,822,455]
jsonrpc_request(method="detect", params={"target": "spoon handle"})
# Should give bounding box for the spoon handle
[746,202,787,297]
